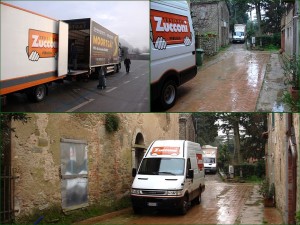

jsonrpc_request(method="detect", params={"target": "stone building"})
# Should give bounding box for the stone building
[3,113,180,222]
[264,113,299,224]
[179,113,196,142]
[281,0,300,58]
[191,0,230,54]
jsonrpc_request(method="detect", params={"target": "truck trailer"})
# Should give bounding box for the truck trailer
[202,145,218,174]
[232,24,246,43]
[0,2,122,103]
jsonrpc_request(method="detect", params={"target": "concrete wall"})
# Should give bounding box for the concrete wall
[266,113,299,224]
[11,113,179,220]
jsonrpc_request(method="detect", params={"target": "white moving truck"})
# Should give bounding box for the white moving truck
[233,24,246,43]
[0,2,122,103]
[150,0,197,110]
[202,145,218,174]
[131,140,205,215]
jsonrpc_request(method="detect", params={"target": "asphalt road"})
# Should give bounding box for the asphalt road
[2,60,149,112]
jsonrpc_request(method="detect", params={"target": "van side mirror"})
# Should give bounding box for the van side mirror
[187,169,194,179]
[132,168,137,177]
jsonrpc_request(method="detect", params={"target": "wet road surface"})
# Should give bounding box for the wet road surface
[2,60,149,112]
[168,44,271,112]
[84,174,255,225]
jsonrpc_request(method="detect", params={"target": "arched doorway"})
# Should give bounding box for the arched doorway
[132,132,146,169]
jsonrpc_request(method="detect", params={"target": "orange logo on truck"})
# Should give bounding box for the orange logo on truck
[196,154,204,171]
[151,147,180,156]
[27,29,58,61]
[150,9,192,50]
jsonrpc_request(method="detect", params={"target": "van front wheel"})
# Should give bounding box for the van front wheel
[160,80,177,110]
[179,196,189,215]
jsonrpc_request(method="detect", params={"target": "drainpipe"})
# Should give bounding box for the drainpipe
[297,0,300,56]
[284,114,289,224]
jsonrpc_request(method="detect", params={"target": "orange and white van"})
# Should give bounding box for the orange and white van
[131,140,205,215]
[150,0,197,110]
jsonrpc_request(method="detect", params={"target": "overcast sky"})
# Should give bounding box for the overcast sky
[6,1,149,51]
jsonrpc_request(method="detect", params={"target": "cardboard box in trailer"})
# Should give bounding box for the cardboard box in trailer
[0,2,121,103]
[131,140,205,215]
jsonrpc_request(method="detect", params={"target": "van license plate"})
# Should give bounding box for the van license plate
[148,202,157,207]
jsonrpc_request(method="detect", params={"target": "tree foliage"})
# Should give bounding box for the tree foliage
[215,113,267,164]
[194,113,218,146]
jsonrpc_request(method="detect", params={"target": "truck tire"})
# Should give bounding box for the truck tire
[178,195,189,215]
[192,189,201,205]
[160,79,177,110]
[29,85,47,102]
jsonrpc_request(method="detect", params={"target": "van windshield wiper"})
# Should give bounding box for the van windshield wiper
[159,171,177,176]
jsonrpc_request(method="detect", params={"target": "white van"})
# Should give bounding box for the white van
[131,140,205,215]
[150,1,197,110]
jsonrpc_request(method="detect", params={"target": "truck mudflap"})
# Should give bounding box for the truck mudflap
[131,195,184,210]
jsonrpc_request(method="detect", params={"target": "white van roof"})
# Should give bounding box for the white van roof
[151,0,189,11]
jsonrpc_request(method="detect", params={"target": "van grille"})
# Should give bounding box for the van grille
[141,190,167,195]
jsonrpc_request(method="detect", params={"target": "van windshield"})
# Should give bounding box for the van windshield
[138,158,185,176]
[234,32,244,36]
[204,157,215,163]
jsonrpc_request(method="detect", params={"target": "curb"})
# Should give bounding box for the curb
[73,207,132,224]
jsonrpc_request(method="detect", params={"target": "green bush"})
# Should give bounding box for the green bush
[233,161,265,179]
[296,211,300,225]
[255,33,281,48]
[105,114,120,133]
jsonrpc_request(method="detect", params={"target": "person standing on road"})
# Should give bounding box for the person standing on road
[124,57,131,73]
[97,67,106,90]
[70,40,78,72]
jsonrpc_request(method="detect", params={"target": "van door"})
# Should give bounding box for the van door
[58,21,69,77]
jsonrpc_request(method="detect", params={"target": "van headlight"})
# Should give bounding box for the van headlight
[167,190,183,196]
[131,189,142,195]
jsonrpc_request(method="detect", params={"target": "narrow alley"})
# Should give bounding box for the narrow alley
[77,174,283,225]
[168,44,271,112]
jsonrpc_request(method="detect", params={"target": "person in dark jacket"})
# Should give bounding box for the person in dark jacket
[124,57,131,73]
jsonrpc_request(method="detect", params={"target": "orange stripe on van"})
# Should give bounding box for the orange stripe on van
[0,76,64,95]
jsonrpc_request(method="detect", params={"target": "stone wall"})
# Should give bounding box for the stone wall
[266,113,299,224]
[197,36,218,56]
[11,113,179,220]
[191,0,229,49]
[179,113,196,142]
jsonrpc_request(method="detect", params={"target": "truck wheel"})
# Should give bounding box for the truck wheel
[160,80,177,110]
[29,85,47,102]
[193,189,201,205]
[179,195,189,215]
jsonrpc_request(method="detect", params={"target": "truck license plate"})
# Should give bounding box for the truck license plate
[148,202,157,207]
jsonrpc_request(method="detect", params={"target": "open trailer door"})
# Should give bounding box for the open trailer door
[58,21,69,77]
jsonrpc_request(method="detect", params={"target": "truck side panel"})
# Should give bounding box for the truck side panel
[91,20,119,67]
[0,3,60,95]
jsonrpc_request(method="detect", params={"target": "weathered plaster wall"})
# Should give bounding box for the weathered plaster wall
[11,113,179,219]
[266,113,300,223]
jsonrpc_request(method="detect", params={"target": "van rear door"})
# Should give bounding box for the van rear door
[58,21,69,77]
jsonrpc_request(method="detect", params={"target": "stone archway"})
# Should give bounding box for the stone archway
[132,132,147,169]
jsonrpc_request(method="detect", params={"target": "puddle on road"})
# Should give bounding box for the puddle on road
[272,102,285,112]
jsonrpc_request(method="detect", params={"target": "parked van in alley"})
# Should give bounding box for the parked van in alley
[131,140,205,215]
[150,0,197,110]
